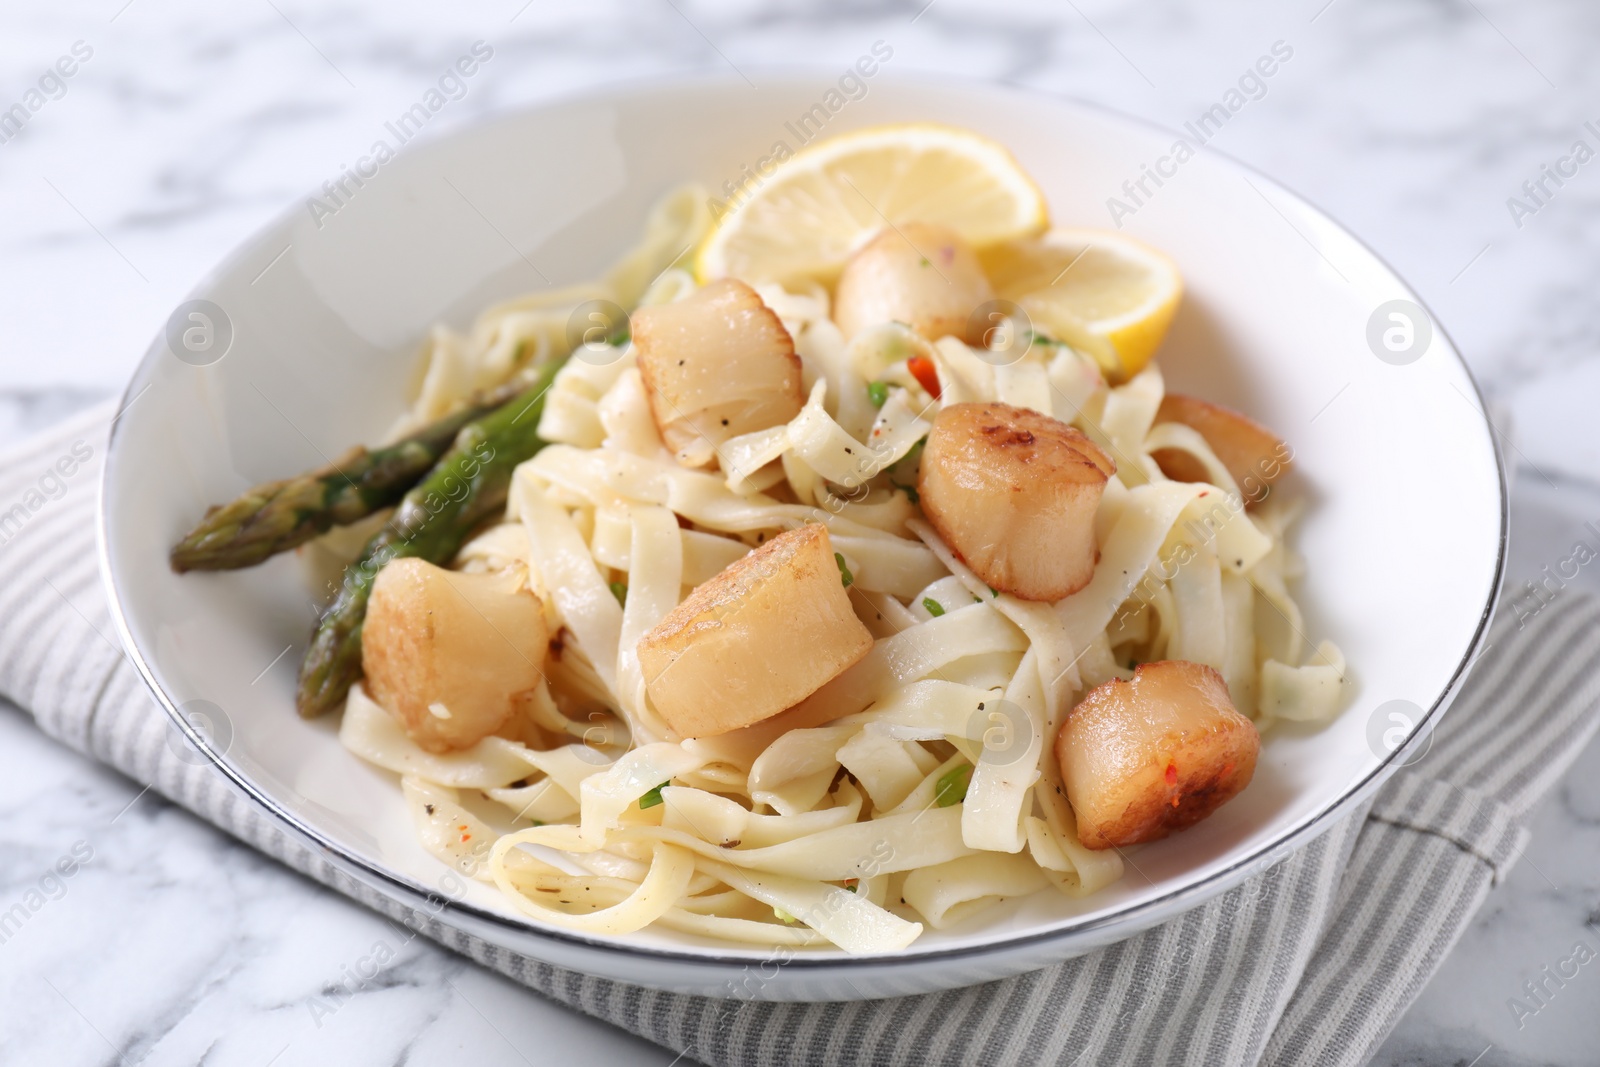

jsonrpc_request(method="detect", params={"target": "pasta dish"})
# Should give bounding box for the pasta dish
[171,124,1347,953]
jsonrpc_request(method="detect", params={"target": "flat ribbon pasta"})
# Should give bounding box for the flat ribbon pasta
[337,196,1347,954]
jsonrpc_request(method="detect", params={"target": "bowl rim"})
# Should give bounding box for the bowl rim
[98,67,1510,974]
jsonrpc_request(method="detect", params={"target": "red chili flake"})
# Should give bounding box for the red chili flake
[460,834,472,842]
[907,355,941,398]
[1164,763,1178,785]
[1170,796,1181,808]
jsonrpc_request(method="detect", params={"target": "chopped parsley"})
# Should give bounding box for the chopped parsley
[867,380,889,408]
[922,597,945,618]
[638,781,670,809]
[835,552,854,588]
[609,580,628,606]
[935,764,973,807]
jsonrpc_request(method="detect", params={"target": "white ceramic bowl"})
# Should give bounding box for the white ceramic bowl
[100,72,1506,1001]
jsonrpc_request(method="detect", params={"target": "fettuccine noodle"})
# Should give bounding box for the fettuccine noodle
[335,184,1346,953]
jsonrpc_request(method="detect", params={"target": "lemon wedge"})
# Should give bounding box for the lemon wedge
[696,123,1047,286]
[981,229,1183,382]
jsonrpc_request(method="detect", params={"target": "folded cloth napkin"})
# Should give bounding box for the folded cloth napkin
[5,402,1599,1067]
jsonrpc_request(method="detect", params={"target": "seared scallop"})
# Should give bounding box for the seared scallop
[1151,394,1291,502]
[1055,660,1260,850]
[637,524,873,738]
[833,222,995,343]
[633,278,804,468]
[917,402,1114,601]
[363,558,549,753]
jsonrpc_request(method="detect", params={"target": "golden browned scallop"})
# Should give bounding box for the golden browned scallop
[363,558,548,753]
[632,278,804,468]
[917,402,1114,601]
[1151,394,1291,504]
[1055,660,1260,850]
[638,524,872,738]
[833,222,995,343]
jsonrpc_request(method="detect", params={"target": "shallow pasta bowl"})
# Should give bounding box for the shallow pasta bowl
[100,71,1505,1001]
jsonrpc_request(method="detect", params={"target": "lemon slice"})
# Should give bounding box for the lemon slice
[981,229,1183,382]
[696,123,1047,286]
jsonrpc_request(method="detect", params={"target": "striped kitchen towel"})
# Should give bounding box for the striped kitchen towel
[4,401,1598,1067]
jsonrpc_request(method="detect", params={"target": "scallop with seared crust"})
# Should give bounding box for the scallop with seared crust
[833,222,995,343]
[638,524,873,738]
[633,278,804,468]
[363,558,549,754]
[1055,660,1260,850]
[917,402,1114,601]
[1151,393,1291,503]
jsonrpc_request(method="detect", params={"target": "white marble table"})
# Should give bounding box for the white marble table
[2,1,1598,1063]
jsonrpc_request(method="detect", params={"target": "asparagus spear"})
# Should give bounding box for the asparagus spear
[170,378,533,573]
[295,358,565,718]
